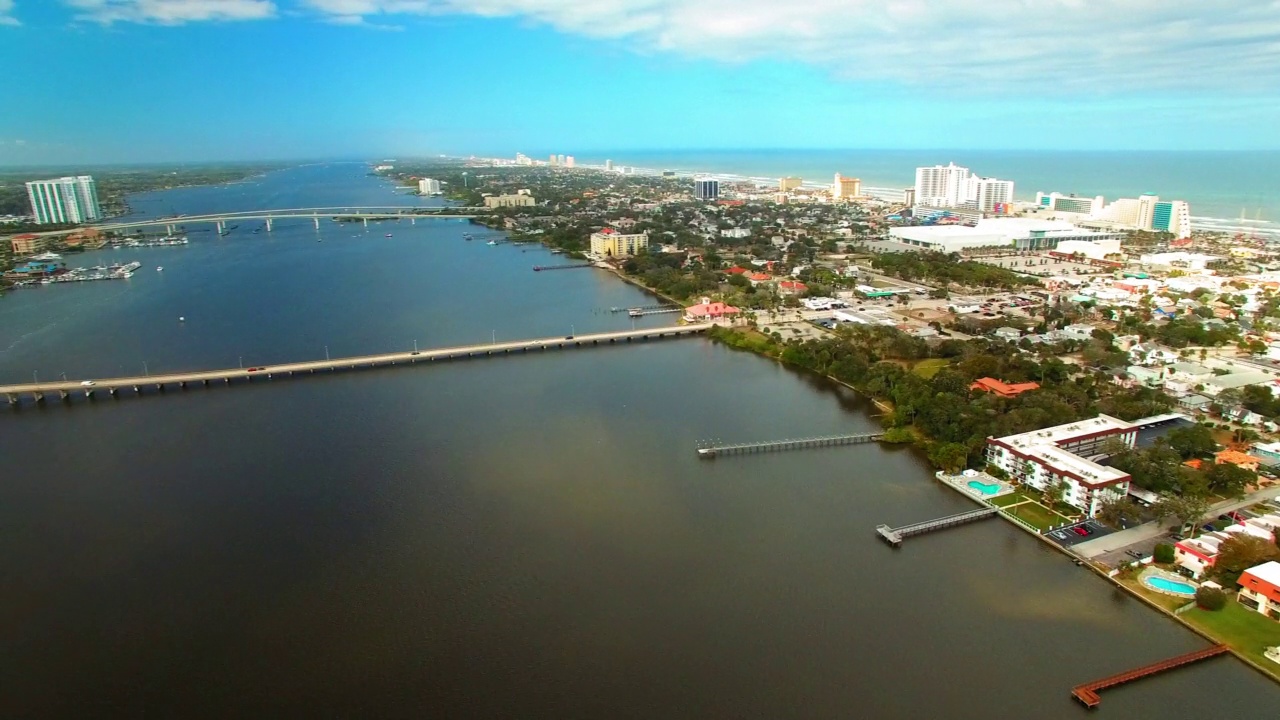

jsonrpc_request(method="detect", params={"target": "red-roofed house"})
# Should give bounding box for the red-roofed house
[748,272,771,285]
[1238,561,1280,620]
[684,301,741,324]
[970,378,1040,398]
[778,280,808,296]
[727,266,748,275]
[1215,450,1261,471]
[10,234,46,254]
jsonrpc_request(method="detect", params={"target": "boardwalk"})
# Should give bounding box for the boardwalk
[1070,644,1229,708]
[2,324,712,408]
[696,432,884,458]
[876,507,1000,547]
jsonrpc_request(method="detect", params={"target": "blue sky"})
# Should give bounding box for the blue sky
[2,1,1278,164]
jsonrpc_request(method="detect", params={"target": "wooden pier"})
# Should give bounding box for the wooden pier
[1070,644,1229,708]
[876,507,999,547]
[533,263,594,271]
[696,432,884,458]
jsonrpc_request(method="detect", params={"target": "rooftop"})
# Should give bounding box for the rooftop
[997,415,1132,452]
[1242,560,1280,588]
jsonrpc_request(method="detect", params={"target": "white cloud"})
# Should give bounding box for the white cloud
[65,0,278,25]
[295,0,1280,92]
[0,0,18,26]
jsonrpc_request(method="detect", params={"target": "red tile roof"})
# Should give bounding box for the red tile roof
[970,377,1039,398]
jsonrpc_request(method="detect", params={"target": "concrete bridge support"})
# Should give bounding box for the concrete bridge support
[313,216,320,230]
[265,217,273,232]
[216,220,225,234]
[6,393,15,406]
[362,217,368,228]
[166,224,176,235]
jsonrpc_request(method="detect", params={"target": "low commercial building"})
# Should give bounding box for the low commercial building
[589,229,648,258]
[1238,562,1280,621]
[10,234,49,254]
[683,300,740,323]
[483,194,535,208]
[984,415,1137,518]
[889,217,1121,253]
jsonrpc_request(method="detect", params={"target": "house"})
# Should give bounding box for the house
[992,327,1023,342]
[1126,366,1165,389]
[1175,515,1280,577]
[1178,394,1213,413]
[1252,441,1280,468]
[1057,323,1097,342]
[1215,449,1261,471]
[726,266,748,275]
[1130,342,1180,366]
[683,300,741,324]
[1202,371,1274,397]
[747,272,771,285]
[970,378,1040,398]
[1238,561,1280,621]
[777,280,807,296]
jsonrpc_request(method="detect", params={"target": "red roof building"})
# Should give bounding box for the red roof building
[726,266,748,275]
[778,280,808,295]
[684,301,741,323]
[970,378,1040,398]
[747,272,771,284]
[1238,561,1280,620]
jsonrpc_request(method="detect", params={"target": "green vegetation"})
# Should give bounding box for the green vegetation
[1195,586,1227,611]
[1154,543,1175,563]
[911,358,950,379]
[1184,603,1280,678]
[991,492,1031,508]
[871,251,1040,290]
[1005,500,1068,531]
[1210,535,1280,587]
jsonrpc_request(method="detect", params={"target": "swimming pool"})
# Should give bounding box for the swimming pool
[967,480,1000,496]
[1145,576,1197,596]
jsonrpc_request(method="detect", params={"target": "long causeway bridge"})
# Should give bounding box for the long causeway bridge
[876,506,999,547]
[2,324,712,408]
[696,432,884,458]
[24,206,491,237]
[1070,644,1229,708]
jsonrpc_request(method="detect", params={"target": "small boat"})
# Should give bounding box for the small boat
[487,240,497,246]
[156,266,164,272]
[628,308,643,317]
[385,233,393,238]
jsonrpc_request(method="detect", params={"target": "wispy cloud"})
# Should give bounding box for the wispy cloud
[64,0,278,25]
[294,0,1280,93]
[0,0,19,26]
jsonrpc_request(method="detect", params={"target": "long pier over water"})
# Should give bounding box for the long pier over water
[2,324,712,408]
[696,433,884,458]
[1070,644,1229,708]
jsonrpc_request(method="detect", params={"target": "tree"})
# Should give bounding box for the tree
[1041,478,1066,510]
[1165,424,1217,460]
[927,441,970,473]
[1154,543,1175,563]
[1195,586,1227,611]
[1211,534,1280,586]
[1205,462,1254,499]
[1097,497,1142,529]
[1151,493,1211,531]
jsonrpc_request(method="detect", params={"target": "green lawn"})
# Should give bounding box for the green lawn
[912,358,950,379]
[1183,601,1280,678]
[1006,500,1070,531]
[991,492,1032,508]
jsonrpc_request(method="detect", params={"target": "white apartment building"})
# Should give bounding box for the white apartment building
[914,163,973,207]
[1037,190,1192,238]
[417,178,441,195]
[25,175,102,225]
[985,415,1138,517]
[590,230,649,258]
[970,177,1015,213]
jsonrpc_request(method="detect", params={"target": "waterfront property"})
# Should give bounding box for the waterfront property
[984,415,1138,518]
[936,470,1014,501]
[589,229,649,258]
[1238,561,1280,621]
[1174,513,1280,578]
[25,175,102,224]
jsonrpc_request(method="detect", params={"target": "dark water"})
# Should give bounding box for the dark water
[1,165,1275,717]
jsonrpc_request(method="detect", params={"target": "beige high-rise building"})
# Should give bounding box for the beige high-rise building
[779,176,803,192]
[832,174,861,201]
[483,194,536,208]
[590,230,649,258]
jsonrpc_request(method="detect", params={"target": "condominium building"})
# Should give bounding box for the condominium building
[590,229,649,258]
[832,174,861,201]
[984,415,1138,517]
[693,178,719,201]
[971,177,1014,213]
[565,156,575,168]
[605,159,614,171]
[1238,561,1280,621]
[779,176,803,192]
[1036,192,1105,216]
[26,175,101,225]
[483,194,536,208]
[1037,190,1192,238]
[417,178,441,195]
[915,163,972,208]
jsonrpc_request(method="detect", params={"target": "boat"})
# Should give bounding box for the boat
[487,240,497,246]
[156,266,164,272]
[385,233,393,238]
[31,252,62,261]
[628,308,643,317]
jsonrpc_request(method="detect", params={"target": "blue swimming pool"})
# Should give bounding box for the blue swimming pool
[967,480,1000,496]
[1146,576,1197,596]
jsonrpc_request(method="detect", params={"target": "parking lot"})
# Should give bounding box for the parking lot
[1045,519,1113,548]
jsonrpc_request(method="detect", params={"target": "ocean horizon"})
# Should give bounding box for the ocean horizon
[550,149,1279,229]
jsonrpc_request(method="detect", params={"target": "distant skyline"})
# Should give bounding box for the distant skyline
[2,1,1279,164]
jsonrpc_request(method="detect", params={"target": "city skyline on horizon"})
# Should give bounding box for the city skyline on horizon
[2,2,1279,164]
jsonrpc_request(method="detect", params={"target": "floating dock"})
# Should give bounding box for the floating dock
[696,433,884,458]
[876,507,999,547]
[1070,644,1229,708]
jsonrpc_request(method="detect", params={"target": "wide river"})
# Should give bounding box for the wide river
[1,164,1274,717]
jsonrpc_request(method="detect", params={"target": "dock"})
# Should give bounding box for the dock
[1070,644,1229,708]
[696,432,884,458]
[533,263,594,271]
[876,507,999,547]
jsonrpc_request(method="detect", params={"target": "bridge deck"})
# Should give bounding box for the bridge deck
[2,325,712,406]
[1071,644,1229,708]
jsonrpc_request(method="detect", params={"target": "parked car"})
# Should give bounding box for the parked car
[80,380,96,386]
[1072,526,1090,536]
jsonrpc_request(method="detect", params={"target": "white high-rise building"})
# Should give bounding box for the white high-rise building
[418,178,441,195]
[548,154,558,166]
[914,163,973,208]
[556,154,566,166]
[25,175,101,225]
[970,177,1015,213]
[565,156,575,168]
[515,153,532,166]
[605,159,613,171]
